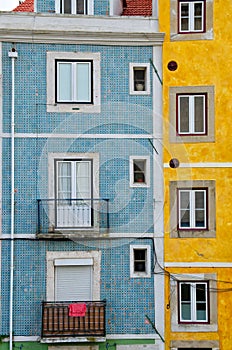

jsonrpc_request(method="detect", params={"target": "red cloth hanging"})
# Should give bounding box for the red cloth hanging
[68,303,87,317]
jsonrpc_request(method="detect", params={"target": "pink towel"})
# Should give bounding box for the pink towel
[68,303,87,317]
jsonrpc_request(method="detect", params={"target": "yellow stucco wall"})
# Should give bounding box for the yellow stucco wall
[160,0,232,348]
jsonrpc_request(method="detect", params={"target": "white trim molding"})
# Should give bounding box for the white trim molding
[164,162,232,168]
[165,262,232,268]
[0,13,164,46]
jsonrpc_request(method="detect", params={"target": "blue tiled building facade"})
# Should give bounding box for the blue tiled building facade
[0,1,164,349]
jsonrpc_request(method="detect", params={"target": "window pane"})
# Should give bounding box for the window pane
[180,210,190,227]
[181,283,191,301]
[134,160,146,183]
[58,63,72,101]
[194,2,203,16]
[63,0,71,13]
[134,249,146,261]
[180,191,190,209]
[195,191,206,227]
[179,96,189,133]
[181,303,191,320]
[76,0,84,14]
[134,68,146,91]
[194,17,203,30]
[134,249,146,272]
[179,191,190,227]
[196,303,207,320]
[194,96,204,132]
[181,18,189,31]
[181,3,189,16]
[76,63,91,102]
[194,3,203,30]
[57,162,71,199]
[195,191,205,209]
[180,3,189,31]
[195,210,205,227]
[196,283,206,301]
[76,161,91,198]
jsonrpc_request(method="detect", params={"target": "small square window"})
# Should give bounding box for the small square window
[129,63,150,95]
[130,245,151,278]
[178,281,209,323]
[177,93,207,135]
[130,156,150,187]
[178,1,205,33]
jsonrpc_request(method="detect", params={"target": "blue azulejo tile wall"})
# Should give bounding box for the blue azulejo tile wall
[2,43,153,135]
[2,136,153,235]
[1,239,154,335]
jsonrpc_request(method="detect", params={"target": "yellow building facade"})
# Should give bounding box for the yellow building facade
[160,0,232,349]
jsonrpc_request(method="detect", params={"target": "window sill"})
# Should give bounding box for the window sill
[47,103,100,114]
[170,229,216,238]
[37,228,110,239]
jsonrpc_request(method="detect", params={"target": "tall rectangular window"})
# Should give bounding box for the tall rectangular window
[178,189,207,229]
[60,0,87,14]
[178,1,205,33]
[179,281,208,323]
[55,160,92,228]
[177,93,206,135]
[56,61,92,103]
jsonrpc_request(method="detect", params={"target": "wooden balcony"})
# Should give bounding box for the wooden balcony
[42,300,106,339]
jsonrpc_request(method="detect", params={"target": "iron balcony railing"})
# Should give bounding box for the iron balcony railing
[42,300,106,338]
[37,198,109,234]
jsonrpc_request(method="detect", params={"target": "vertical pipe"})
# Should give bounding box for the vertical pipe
[8,48,18,350]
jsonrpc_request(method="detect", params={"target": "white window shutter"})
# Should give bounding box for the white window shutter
[55,265,92,301]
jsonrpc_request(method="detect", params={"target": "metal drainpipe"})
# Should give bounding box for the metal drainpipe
[8,47,18,350]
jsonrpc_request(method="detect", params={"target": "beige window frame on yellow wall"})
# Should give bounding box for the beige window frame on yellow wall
[169,180,216,238]
[170,339,219,349]
[170,273,218,333]
[169,86,215,143]
[170,0,213,41]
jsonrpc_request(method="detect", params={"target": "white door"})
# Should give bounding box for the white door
[56,160,92,228]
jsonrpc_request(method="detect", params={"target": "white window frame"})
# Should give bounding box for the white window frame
[56,61,92,103]
[178,189,207,229]
[170,180,215,238]
[179,1,205,33]
[129,63,150,95]
[179,281,208,323]
[130,245,151,278]
[129,156,150,188]
[177,93,206,135]
[55,0,94,15]
[46,251,101,301]
[48,152,99,232]
[47,52,100,113]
